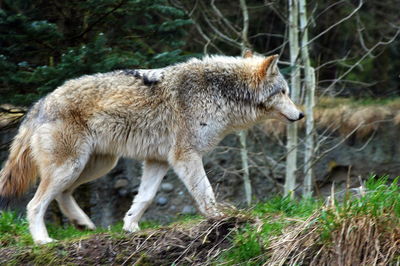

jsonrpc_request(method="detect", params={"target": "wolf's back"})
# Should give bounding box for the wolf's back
[0,121,38,208]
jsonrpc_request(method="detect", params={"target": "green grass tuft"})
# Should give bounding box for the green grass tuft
[0,211,32,246]
[253,195,322,217]
[0,213,142,246]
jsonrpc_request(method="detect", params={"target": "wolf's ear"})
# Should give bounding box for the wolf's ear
[260,54,279,77]
[243,49,253,58]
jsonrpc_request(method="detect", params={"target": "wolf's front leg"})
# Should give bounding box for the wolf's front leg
[170,151,222,218]
[123,160,169,232]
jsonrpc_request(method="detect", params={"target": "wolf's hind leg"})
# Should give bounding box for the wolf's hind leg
[27,155,89,244]
[123,160,168,232]
[56,154,118,230]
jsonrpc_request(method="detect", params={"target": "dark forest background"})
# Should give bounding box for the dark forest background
[0,0,399,106]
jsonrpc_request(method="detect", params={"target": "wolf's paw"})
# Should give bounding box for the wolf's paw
[86,222,97,230]
[35,237,55,245]
[123,222,140,233]
[72,220,97,231]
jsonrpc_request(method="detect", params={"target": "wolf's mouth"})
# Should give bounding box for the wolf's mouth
[278,112,297,122]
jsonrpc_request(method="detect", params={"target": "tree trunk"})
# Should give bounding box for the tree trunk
[238,0,252,206]
[299,0,316,198]
[285,0,301,197]
[239,130,251,205]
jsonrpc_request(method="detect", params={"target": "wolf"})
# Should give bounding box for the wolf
[0,52,303,244]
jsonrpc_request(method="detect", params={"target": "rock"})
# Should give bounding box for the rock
[156,196,168,206]
[161,183,174,193]
[182,205,196,215]
[118,188,128,197]
[131,185,139,194]
[114,179,129,189]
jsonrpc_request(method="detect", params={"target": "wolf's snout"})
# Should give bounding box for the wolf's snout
[298,112,304,120]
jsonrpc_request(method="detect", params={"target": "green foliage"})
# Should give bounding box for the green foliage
[0,0,399,104]
[0,0,193,105]
[253,195,321,217]
[0,211,31,246]
[139,220,161,230]
[342,57,374,84]
[221,225,262,265]
[0,211,130,247]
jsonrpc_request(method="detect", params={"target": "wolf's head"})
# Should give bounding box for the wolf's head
[248,52,304,122]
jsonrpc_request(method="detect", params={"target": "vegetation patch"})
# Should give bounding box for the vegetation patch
[0,214,248,265]
[267,178,400,265]
[1,178,399,265]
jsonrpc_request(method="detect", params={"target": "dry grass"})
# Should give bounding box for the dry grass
[116,216,247,265]
[262,119,289,138]
[0,104,25,129]
[342,106,391,138]
[267,213,400,266]
[266,179,400,266]
[393,111,400,125]
[262,97,400,138]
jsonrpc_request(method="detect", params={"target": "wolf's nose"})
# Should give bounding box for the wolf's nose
[298,112,305,120]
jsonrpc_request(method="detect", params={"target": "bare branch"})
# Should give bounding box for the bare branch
[239,0,251,49]
[202,13,243,48]
[193,21,214,54]
[327,29,400,93]
[210,0,241,37]
[305,0,363,46]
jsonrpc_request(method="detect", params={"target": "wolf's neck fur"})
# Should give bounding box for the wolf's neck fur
[169,57,267,126]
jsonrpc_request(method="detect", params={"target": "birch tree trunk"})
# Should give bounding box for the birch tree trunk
[285,0,301,197]
[299,0,316,197]
[238,0,252,206]
[239,130,251,205]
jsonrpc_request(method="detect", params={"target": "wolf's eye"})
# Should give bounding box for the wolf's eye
[281,90,286,95]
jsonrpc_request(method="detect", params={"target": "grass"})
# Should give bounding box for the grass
[0,211,31,246]
[219,197,322,264]
[318,176,400,241]
[0,212,165,247]
[1,176,399,265]
[219,176,400,265]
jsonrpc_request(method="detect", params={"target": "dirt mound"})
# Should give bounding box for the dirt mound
[0,216,247,265]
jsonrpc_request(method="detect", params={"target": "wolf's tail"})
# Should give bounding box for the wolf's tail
[0,125,38,208]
